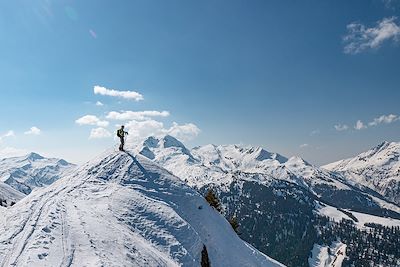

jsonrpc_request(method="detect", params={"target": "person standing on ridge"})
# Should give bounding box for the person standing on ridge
[117,125,128,151]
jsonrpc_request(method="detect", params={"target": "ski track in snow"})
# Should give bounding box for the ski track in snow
[0,150,283,267]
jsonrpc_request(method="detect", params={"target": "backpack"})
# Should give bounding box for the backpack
[117,129,123,138]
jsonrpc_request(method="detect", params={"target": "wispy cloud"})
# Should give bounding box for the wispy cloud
[76,115,109,127]
[0,147,28,158]
[299,144,309,148]
[89,127,112,139]
[24,126,41,135]
[354,120,367,130]
[0,130,15,142]
[95,101,104,106]
[310,130,320,136]
[167,122,201,141]
[335,114,399,133]
[124,120,200,142]
[106,110,170,121]
[343,17,400,54]
[368,114,399,126]
[334,124,349,131]
[382,0,400,9]
[94,85,143,101]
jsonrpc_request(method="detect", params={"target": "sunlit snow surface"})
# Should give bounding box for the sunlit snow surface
[308,241,346,267]
[0,150,284,267]
[323,141,400,205]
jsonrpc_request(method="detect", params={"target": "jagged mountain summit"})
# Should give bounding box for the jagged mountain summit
[0,152,76,195]
[323,141,400,205]
[0,149,284,267]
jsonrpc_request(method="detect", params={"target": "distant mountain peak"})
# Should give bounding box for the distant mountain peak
[25,152,45,161]
[143,136,159,148]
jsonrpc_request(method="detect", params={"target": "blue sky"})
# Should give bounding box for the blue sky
[0,0,399,165]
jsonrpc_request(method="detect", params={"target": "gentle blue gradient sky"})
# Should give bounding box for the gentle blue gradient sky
[0,0,399,165]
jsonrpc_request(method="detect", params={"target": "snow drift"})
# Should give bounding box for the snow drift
[0,149,284,267]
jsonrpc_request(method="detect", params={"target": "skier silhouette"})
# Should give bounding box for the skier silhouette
[117,125,128,151]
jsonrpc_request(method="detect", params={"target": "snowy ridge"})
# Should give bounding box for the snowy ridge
[323,141,400,205]
[0,149,284,267]
[0,152,76,195]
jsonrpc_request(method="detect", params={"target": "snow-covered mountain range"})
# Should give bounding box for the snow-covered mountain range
[0,152,75,195]
[0,149,283,267]
[323,141,400,205]
[136,136,399,218]
[135,135,400,267]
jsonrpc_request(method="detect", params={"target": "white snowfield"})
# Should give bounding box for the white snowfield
[308,241,346,267]
[0,149,284,267]
[316,204,400,229]
[323,141,400,205]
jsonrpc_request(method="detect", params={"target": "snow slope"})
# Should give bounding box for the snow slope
[308,242,346,267]
[323,141,400,205]
[0,149,284,267]
[0,152,75,195]
[0,182,24,207]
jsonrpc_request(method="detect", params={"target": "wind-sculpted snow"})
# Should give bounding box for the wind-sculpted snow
[0,150,284,267]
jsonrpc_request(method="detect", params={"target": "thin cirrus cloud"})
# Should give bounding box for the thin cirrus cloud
[0,130,15,142]
[95,101,104,106]
[75,115,109,127]
[94,85,144,101]
[24,126,41,135]
[124,120,201,142]
[106,110,170,121]
[343,17,400,54]
[89,127,112,139]
[354,120,367,130]
[334,124,349,131]
[335,114,399,132]
[369,114,399,126]
[299,144,309,148]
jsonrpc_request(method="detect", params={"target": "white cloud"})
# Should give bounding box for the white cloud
[0,130,15,142]
[89,127,112,139]
[95,101,104,106]
[0,147,28,158]
[310,130,320,136]
[106,110,170,121]
[368,114,399,126]
[343,17,400,54]
[334,124,349,131]
[354,120,367,130]
[299,144,309,148]
[166,122,201,141]
[76,115,109,127]
[124,120,200,144]
[24,126,41,135]
[382,0,400,8]
[94,85,144,101]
